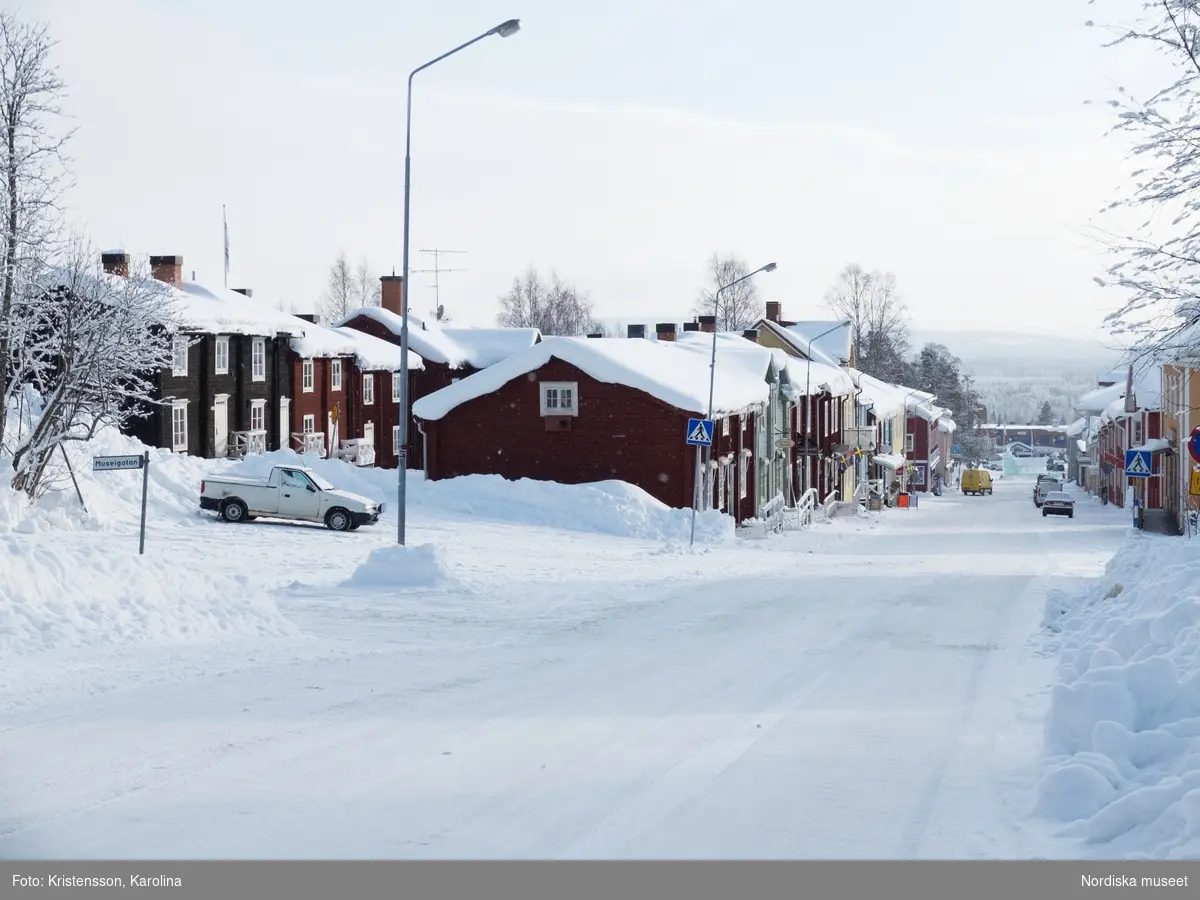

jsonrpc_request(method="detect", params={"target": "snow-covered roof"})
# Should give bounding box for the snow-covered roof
[1093,363,1162,423]
[851,371,908,419]
[757,319,843,368]
[290,322,423,371]
[174,282,307,337]
[1066,416,1088,437]
[782,320,853,366]
[336,306,540,369]
[412,336,776,421]
[1131,437,1171,454]
[873,453,906,470]
[673,331,855,397]
[937,417,957,434]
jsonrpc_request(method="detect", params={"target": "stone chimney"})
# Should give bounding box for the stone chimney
[742,328,758,342]
[683,321,700,332]
[765,301,781,324]
[699,315,716,334]
[380,274,404,316]
[656,322,676,342]
[232,288,253,298]
[149,255,183,287]
[627,324,646,339]
[586,332,603,338]
[101,251,129,278]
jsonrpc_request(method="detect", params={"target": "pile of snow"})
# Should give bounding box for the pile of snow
[1038,534,1200,857]
[343,543,461,590]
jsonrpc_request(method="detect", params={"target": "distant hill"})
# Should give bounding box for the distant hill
[909,329,1121,379]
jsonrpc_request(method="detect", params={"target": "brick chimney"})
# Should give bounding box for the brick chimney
[101,251,129,278]
[294,313,318,323]
[698,315,716,334]
[380,274,403,316]
[742,328,758,342]
[627,324,647,339]
[586,332,603,338]
[149,255,183,287]
[232,288,253,298]
[765,301,781,324]
[656,322,676,342]
[683,321,700,332]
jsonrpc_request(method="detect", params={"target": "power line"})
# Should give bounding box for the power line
[411,248,466,320]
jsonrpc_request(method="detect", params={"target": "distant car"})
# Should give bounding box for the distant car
[1041,491,1075,518]
[1047,459,1065,472]
[961,468,993,496]
[1035,478,1063,507]
[200,464,384,531]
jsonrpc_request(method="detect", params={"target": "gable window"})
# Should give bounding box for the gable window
[331,359,342,391]
[172,335,188,376]
[302,414,315,433]
[214,336,229,375]
[250,399,266,433]
[540,381,578,416]
[391,373,401,402]
[302,359,314,393]
[251,337,266,382]
[171,401,188,451]
[363,373,375,405]
[905,433,915,453]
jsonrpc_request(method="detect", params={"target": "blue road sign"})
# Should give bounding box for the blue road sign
[686,417,714,447]
[1124,448,1153,478]
[951,444,962,456]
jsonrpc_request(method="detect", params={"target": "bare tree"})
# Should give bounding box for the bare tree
[8,244,175,495]
[0,11,73,445]
[496,267,601,335]
[823,263,911,380]
[1087,2,1200,357]
[693,253,763,332]
[319,251,355,324]
[353,257,380,308]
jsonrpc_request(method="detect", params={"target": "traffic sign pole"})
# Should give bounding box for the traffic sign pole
[91,453,151,554]
[138,451,150,555]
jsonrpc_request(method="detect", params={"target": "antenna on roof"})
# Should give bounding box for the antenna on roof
[412,248,466,321]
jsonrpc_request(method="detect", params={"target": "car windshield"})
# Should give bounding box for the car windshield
[302,471,336,491]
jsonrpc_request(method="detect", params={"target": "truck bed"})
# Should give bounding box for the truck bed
[203,474,271,488]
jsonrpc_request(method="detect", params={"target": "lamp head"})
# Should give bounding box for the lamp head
[492,19,521,37]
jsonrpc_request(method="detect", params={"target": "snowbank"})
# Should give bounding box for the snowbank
[343,543,460,590]
[1039,534,1200,857]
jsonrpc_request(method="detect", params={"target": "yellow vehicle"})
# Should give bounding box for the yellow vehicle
[961,468,993,496]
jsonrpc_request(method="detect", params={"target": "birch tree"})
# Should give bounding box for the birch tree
[824,263,911,381]
[319,251,355,324]
[497,266,601,335]
[1088,0,1200,358]
[693,252,763,332]
[0,11,72,444]
[9,246,175,496]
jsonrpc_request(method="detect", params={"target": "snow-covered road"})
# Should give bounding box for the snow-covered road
[1,476,1130,858]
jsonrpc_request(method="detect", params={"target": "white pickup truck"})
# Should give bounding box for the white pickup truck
[199,464,385,531]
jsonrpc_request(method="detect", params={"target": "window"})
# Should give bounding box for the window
[722,417,728,437]
[1133,419,1143,445]
[739,451,748,499]
[393,425,402,453]
[172,336,188,376]
[302,414,315,433]
[392,374,402,402]
[540,381,578,416]
[250,399,266,433]
[280,469,313,490]
[905,433,915,452]
[363,373,375,405]
[331,359,342,391]
[171,401,188,451]
[302,359,314,393]
[251,337,265,382]
[214,336,229,375]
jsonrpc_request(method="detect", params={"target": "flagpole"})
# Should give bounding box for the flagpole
[223,205,229,290]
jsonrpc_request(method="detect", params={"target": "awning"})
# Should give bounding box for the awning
[1131,438,1171,454]
[873,453,906,470]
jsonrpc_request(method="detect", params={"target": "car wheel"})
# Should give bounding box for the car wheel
[325,507,353,532]
[221,498,249,523]
[1042,510,1047,517]
[1069,511,1074,518]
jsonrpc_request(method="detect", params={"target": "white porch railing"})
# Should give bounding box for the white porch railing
[760,492,787,533]
[822,489,840,519]
[793,487,819,529]
[339,439,376,467]
[229,429,267,458]
[292,432,326,457]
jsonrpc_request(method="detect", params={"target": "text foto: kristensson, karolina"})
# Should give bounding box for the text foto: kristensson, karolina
[13,874,182,889]
[1083,874,1189,888]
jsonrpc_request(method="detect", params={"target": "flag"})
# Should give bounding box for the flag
[223,205,230,289]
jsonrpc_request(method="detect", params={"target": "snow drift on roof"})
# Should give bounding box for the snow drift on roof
[673,331,855,397]
[335,306,540,368]
[291,322,423,371]
[413,336,775,421]
[851,371,907,418]
[757,319,842,368]
[1066,416,1088,437]
[783,320,853,365]
[175,282,307,337]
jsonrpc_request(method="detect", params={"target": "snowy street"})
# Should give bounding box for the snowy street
[0,471,1130,859]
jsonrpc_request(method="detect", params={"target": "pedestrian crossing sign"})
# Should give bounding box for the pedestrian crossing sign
[1124,449,1152,478]
[686,418,714,447]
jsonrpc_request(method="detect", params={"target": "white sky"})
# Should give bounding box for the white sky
[24,0,1152,337]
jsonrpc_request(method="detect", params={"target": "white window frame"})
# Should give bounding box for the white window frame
[392,373,402,402]
[905,433,915,453]
[250,398,266,433]
[251,337,266,382]
[363,421,375,446]
[171,400,188,451]
[214,336,229,375]
[540,381,578,416]
[302,414,315,433]
[739,450,749,499]
[363,373,375,405]
[393,425,402,453]
[331,359,342,392]
[302,358,314,393]
[172,335,188,376]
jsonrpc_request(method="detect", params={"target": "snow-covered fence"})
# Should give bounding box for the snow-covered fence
[793,487,818,529]
[229,430,267,458]
[821,489,840,519]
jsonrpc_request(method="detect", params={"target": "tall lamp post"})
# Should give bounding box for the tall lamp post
[689,261,778,547]
[397,19,521,545]
[800,320,852,497]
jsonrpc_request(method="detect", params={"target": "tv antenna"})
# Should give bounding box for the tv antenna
[412,248,466,321]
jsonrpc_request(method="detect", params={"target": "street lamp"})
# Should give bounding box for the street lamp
[800,319,852,497]
[396,19,521,545]
[689,261,778,547]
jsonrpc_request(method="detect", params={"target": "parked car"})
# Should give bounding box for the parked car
[1034,477,1063,507]
[1047,459,1065,473]
[200,465,384,531]
[961,468,993,496]
[1041,491,1075,518]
